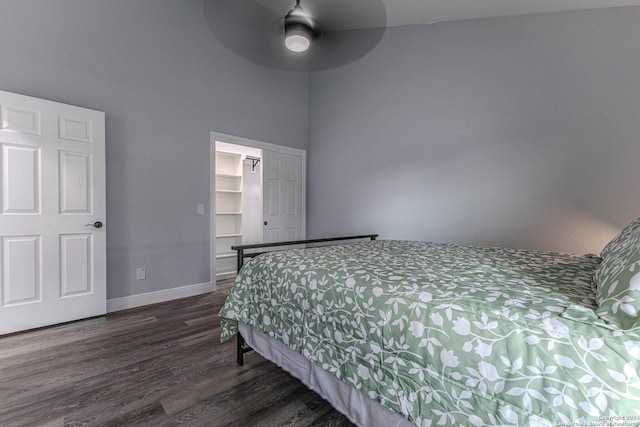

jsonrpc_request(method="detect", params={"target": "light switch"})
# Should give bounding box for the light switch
[197,204,205,215]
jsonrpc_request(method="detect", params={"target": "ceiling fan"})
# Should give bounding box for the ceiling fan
[204,0,387,71]
[282,0,321,53]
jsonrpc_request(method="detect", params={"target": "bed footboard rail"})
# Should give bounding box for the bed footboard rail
[231,234,378,273]
[231,234,377,365]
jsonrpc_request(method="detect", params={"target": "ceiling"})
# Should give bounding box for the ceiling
[257,0,640,30]
[383,0,640,26]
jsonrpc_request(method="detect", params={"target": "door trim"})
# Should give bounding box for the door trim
[209,131,306,289]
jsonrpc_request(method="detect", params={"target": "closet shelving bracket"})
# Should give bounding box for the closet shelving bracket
[246,156,261,173]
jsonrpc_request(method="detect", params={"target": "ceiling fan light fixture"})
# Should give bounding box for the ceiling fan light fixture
[284,1,320,53]
[285,30,311,53]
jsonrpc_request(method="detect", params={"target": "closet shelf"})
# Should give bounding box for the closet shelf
[215,148,256,280]
[216,253,236,259]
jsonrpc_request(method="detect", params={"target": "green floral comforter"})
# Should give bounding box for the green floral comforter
[219,240,640,426]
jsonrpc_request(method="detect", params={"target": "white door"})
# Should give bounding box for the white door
[263,149,304,243]
[0,90,106,334]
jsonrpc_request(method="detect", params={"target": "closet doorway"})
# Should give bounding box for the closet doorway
[211,132,306,283]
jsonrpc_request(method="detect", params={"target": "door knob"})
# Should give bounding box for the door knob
[85,221,104,229]
[264,221,268,226]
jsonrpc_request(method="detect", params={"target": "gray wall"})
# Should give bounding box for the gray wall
[0,0,308,299]
[3,1,639,302]
[308,6,640,255]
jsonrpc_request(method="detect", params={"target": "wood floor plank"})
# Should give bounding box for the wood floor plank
[0,279,355,427]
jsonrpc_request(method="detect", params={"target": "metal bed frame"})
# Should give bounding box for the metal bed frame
[231,234,378,365]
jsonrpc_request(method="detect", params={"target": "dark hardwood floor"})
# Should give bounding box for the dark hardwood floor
[0,279,354,427]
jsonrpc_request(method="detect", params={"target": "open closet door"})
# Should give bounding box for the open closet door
[0,90,106,334]
[263,149,304,243]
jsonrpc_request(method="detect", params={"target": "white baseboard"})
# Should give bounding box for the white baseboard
[107,281,214,313]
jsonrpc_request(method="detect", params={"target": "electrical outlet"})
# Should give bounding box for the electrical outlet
[136,267,146,280]
[197,204,205,215]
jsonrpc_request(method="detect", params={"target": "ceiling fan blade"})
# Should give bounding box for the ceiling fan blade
[204,0,305,70]
[311,27,386,71]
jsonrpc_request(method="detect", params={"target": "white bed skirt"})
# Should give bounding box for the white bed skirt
[238,322,414,427]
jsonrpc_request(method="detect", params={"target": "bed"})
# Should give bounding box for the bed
[219,221,640,426]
